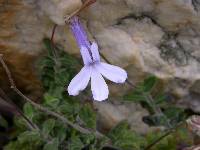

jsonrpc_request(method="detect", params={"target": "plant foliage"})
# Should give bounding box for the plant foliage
[4,39,194,150]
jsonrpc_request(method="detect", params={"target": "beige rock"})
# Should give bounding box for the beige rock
[38,0,82,25]
[1,0,200,114]
[94,101,150,134]
[153,0,199,31]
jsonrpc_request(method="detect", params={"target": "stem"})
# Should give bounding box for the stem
[0,88,38,130]
[145,93,172,128]
[50,24,60,67]
[144,121,185,150]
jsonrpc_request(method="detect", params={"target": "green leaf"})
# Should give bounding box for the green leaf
[155,93,167,105]
[79,104,96,129]
[23,103,34,119]
[80,134,95,145]
[124,93,146,102]
[18,131,42,144]
[54,123,66,142]
[145,114,169,126]
[108,121,145,150]
[143,76,157,92]
[42,119,56,137]
[0,115,8,128]
[48,86,64,99]
[58,103,75,116]
[44,93,60,108]
[43,138,59,150]
[68,136,84,150]
[54,69,69,86]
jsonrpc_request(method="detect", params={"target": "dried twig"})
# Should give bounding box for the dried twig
[0,54,103,138]
[50,24,58,60]
[0,88,38,130]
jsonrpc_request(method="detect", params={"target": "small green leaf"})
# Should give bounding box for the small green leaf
[81,134,95,145]
[124,93,146,102]
[58,103,74,116]
[44,93,60,108]
[68,136,84,150]
[18,131,42,143]
[108,121,145,150]
[42,119,56,137]
[143,76,157,92]
[43,138,59,150]
[79,104,96,129]
[54,123,66,142]
[155,93,167,105]
[54,70,69,86]
[23,103,34,119]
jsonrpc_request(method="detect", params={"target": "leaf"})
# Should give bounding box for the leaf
[163,106,185,126]
[155,93,167,105]
[54,123,66,142]
[43,138,59,150]
[23,103,34,119]
[124,93,146,102]
[18,131,42,144]
[54,70,69,86]
[80,134,95,145]
[58,103,75,116]
[48,86,64,99]
[0,115,8,128]
[123,85,146,103]
[143,76,157,92]
[144,114,169,126]
[79,104,96,129]
[44,93,60,108]
[108,121,145,150]
[42,119,56,138]
[68,136,84,150]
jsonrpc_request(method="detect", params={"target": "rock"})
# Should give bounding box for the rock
[1,0,200,115]
[38,0,82,25]
[94,101,150,134]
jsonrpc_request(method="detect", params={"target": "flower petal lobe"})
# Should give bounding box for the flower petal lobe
[91,67,108,101]
[80,46,92,65]
[97,62,127,83]
[68,66,91,96]
[91,42,100,62]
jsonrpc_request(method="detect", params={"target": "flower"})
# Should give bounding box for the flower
[67,16,127,101]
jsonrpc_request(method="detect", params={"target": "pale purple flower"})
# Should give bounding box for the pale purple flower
[68,16,127,101]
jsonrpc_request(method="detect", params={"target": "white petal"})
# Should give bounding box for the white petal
[97,62,127,83]
[68,66,91,96]
[80,46,92,65]
[91,42,100,62]
[91,67,108,101]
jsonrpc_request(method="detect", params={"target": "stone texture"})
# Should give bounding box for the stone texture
[2,0,200,131]
[94,101,150,134]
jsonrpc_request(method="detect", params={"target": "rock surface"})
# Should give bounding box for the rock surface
[1,0,200,131]
[94,101,150,134]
